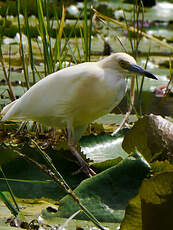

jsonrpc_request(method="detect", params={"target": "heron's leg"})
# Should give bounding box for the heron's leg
[14,121,27,135]
[67,127,96,177]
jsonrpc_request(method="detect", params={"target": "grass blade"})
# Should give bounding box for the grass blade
[0,191,18,217]
[0,167,20,212]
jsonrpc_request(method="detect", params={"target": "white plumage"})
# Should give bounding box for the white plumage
[1,53,157,176]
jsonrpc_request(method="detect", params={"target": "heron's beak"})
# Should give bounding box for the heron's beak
[128,64,158,80]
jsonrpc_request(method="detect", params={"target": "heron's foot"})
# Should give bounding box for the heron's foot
[67,141,96,177]
[72,160,96,177]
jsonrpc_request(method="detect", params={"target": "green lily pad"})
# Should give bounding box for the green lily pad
[0,129,128,201]
[145,2,173,22]
[94,113,137,125]
[0,143,18,166]
[146,28,173,41]
[0,142,86,200]
[80,131,128,162]
[53,157,150,223]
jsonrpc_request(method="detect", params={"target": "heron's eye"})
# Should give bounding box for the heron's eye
[119,60,129,69]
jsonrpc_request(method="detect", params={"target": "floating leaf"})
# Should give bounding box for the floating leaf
[81,131,128,163]
[93,157,122,171]
[53,157,150,223]
[0,143,85,200]
[94,114,137,125]
[0,143,18,166]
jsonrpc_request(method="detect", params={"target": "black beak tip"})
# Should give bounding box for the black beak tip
[153,76,158,80]
[144,71,158,80]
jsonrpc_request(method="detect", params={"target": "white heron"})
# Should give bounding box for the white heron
[1,53,157,176]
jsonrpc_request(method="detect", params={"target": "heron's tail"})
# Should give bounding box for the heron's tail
[1,99,19,121]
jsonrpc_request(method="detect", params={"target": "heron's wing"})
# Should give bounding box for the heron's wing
[1,63,100,124]
[1,99,19,120]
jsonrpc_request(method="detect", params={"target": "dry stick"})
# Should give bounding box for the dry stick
[14,143,105,230]
[94,9,173,52]
[92,12,127,53]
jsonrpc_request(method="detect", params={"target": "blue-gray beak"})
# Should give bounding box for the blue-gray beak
[128,64,158,80]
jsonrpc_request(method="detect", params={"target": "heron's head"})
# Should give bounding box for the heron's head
[100,52,157,80]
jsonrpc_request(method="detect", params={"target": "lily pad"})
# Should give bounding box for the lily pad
[145,2,173,22]
[0,142,86,200]
[80,131,128,162]
[54,157,150,223]
[94,113,137,125]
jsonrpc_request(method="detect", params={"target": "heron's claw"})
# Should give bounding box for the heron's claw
[72,162,96,177]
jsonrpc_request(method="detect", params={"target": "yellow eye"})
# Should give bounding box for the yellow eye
[119,60,129,69]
